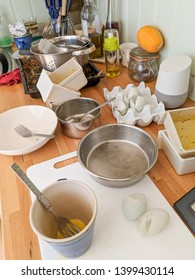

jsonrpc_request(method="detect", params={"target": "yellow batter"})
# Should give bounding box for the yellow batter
[174,118,195,150]
[57,218,86,239]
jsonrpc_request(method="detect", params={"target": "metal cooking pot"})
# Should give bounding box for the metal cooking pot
[50,35,91,52]
[77,124,158,187]
[55,98,101,139]
[30,35,95,71]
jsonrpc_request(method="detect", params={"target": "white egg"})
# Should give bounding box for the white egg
[122,193,147,220]
[130,95,146,112]
[136,208,169,236]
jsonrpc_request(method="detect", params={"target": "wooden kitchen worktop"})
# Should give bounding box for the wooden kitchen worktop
[0,64,195,260]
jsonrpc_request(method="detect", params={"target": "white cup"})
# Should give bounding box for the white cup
[119,42,138,67]
[30,179,97,258]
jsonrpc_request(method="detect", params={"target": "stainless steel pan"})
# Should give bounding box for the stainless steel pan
[77,124,158,187]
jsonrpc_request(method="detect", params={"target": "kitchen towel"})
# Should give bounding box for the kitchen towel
[0,68,22,86]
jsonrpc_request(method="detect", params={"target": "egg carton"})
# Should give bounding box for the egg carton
[104,82,165,127]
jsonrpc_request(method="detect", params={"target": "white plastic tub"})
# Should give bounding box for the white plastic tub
[49,57,87,90]
[158,130,195,175]
[36,57,86,104]
[164,107,195,157]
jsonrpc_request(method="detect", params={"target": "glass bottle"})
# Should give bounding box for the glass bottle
[106,0,119,31]
[42,17,75,39]
[104,29,120,77]
[0,16,12,48]
[81,0,103,59]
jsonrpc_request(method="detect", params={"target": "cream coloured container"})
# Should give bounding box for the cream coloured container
[164,107,195,157]
[158,130,195,175]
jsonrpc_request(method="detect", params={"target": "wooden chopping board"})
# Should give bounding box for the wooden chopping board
[27,151,195,260]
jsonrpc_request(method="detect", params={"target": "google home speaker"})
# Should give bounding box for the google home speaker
[154,55,192,108]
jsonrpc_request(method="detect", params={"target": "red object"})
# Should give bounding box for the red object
[0,68,22,86]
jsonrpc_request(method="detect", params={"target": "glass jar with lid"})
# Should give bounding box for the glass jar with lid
[128,47,159,82]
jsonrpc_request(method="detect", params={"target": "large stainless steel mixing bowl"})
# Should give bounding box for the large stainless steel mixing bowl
[77,124,158,187]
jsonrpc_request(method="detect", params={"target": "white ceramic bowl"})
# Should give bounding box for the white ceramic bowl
[0,105,58,155]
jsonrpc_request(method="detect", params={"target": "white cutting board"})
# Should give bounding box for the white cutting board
[27,151,195,260]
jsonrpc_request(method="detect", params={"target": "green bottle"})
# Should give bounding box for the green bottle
[0,16,12,48]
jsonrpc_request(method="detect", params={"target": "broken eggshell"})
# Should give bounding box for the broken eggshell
[122,192,147,220]
[103,82,165,127]
[115,99,128,115]
[136,208,169,236]
[130,95,146,112]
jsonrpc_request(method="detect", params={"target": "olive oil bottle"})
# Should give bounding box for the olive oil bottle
[81,0,103,59]
[104,29,120,77]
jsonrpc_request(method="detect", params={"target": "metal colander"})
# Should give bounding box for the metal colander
[30,36,95,71]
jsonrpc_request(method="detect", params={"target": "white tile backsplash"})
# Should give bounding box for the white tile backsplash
[100,0,195,76]
[1,0,195,75]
